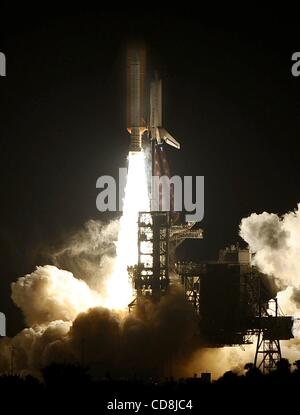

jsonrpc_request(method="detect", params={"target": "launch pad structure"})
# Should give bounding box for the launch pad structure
[176,247,293,373]
[130,214,293,373]
[126,44,294,373]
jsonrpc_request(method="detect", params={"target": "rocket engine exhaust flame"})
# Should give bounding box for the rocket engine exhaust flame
[104,150,150,309]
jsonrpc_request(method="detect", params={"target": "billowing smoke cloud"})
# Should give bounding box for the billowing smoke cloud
[52,219,119,293]
[1,262,200,378]
[11,265,102,326]
[7,203,300,380]
[65,289,199,378]
[240,204,300,310]
[241,209,292,287]
[184,345,256,379]
[0,212,201,378]
[240,204,300,360]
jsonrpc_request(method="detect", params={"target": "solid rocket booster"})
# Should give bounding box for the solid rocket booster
[127,46,146,152]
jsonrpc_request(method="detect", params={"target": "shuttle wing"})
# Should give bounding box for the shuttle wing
[158,127,180,149]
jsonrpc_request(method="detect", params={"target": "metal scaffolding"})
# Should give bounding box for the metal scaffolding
[176,255,293,372]
[131,211,170,301]
[254,299,282,373]
[128,212,203,307]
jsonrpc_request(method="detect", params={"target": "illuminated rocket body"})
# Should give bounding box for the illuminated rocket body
[127,45,180,152]
[127,46,146,152]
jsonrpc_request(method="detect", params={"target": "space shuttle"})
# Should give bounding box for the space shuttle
[127,45,180,152]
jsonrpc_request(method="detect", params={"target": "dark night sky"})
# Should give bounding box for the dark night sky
[0,7,299,333]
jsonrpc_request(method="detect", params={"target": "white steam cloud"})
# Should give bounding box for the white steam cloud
[240,203,300,342]
[240,205,300,292]
[52,219,119,293]
[11,265,102,326]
